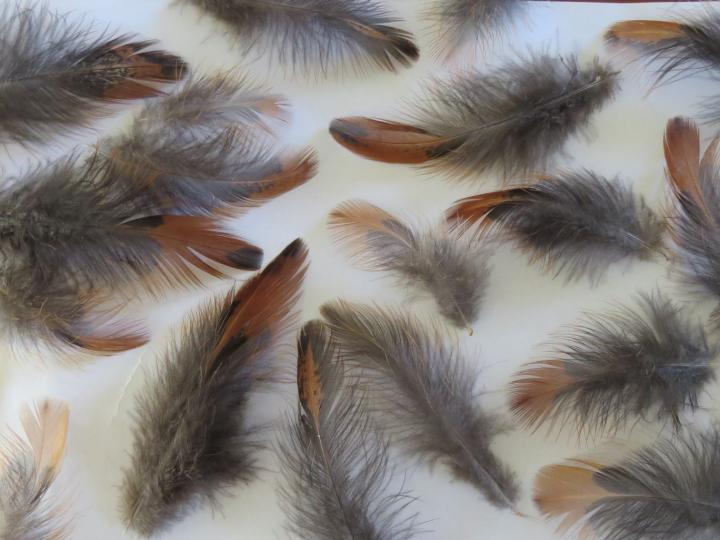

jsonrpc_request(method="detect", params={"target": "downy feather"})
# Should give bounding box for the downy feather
[330,53,618,180]
[0,400,71,540]
[0,154,262,355]
[510,293,716,438]
[328,200,489,330]
[424,0,526,58]
[101,75,317,216]
[447,170,665,282]
[277,320,418,540]
[535,430,720,540]
[121,239,308,537]
[0,3,186,145]
[179,0,418,75]
[321,300,519,508]
[663,116,720,310]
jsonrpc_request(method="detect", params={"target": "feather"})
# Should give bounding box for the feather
[121,239,308,537]
[663,117,720,309]
[0,154,263,355]
[0,4,186,145]
[424,0,526,58]
[180,0,418,75]
[0,400,72,540]
[328,200,488,330]
[510,292,716,438]
[320,301,519,508]
[535,431,720,540]
[277,320,418,540]
[330,53,618,180]
[446,170,665,282]
[101,75,317,216]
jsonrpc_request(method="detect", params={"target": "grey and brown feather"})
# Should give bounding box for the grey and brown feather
[277,321,418,540]
[321,301,519,508]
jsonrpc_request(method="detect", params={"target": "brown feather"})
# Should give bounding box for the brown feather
[329,117,459,164]
[241,151,317,206]
[297,323,325,431]
[605,20,685,44]
[18,401,69,478]
[509,360,577,430]
[328,200,411,254]
[664,117,702,208]
[446,187,530,231]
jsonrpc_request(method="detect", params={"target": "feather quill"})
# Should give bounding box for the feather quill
[101,75,317,216]
[121,239,308,537]
[424,0,525,58]
[0,154,263,354]
[330,53,618,180]
[0,4,186,145]
[535,431,720,540]
[180,0,418,75]
[0,400,71,540]
[663,116,720,310]
[447,170,664,282]
[510,293,716,438]
[277,320,418,540]
[321,301,519,508]
[328,200,488,329]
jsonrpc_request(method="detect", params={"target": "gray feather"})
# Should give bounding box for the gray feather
[0,3,186,145]
[511,293,716,438]
[180,0,418,75]
[320,300,519,508]
[277,321,418,540]
[329,200,488,329]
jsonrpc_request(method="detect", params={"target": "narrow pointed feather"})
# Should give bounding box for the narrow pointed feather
[0,154,262,355]
[181,0,418,75]
[424,0,526,58]
[0,400,72,540]
[328,200,488,329]
[510,293,716,438]
[121,240,308,537]
[664,117,720,307]
[0,4,186,145]
[447,170,664,282]
[278,321,418,540]
[330,53,618,180]
[535,432,720,540]
[321,301,519,508]
[102,75,317,216]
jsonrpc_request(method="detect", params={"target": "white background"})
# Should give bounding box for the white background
[2,1,719,539]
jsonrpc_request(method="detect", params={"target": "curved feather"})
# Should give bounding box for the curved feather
[0,401,72,540]
[102,75,317,216]
[277,321,418,540]
[510,293,716,437]
[321,300,519,508]
[0,4,186,145]
[0,154,262,354]
[330,53,618,180]
[121,240,308,537]
[535,431,720,540]
[424,0,525,58]
[328,200,488,329]
[447,170,664,282]
[180,0,418,75]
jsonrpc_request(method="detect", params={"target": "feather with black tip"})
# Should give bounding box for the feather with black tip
[0,3,186,145]
[277,320,418,540]
[328,200,488,330]
[663,116,720,312]
[0,400,72,540]
[101,75,317,216]
[424,0,525,58]
[0,154,263,355]
[330,53,618,180]
[510,292,715,438]
[535,430,720,540]
[321,301,519,508]
[121,240,308,537]
[179,0,418,75]
[447,170,664,282]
